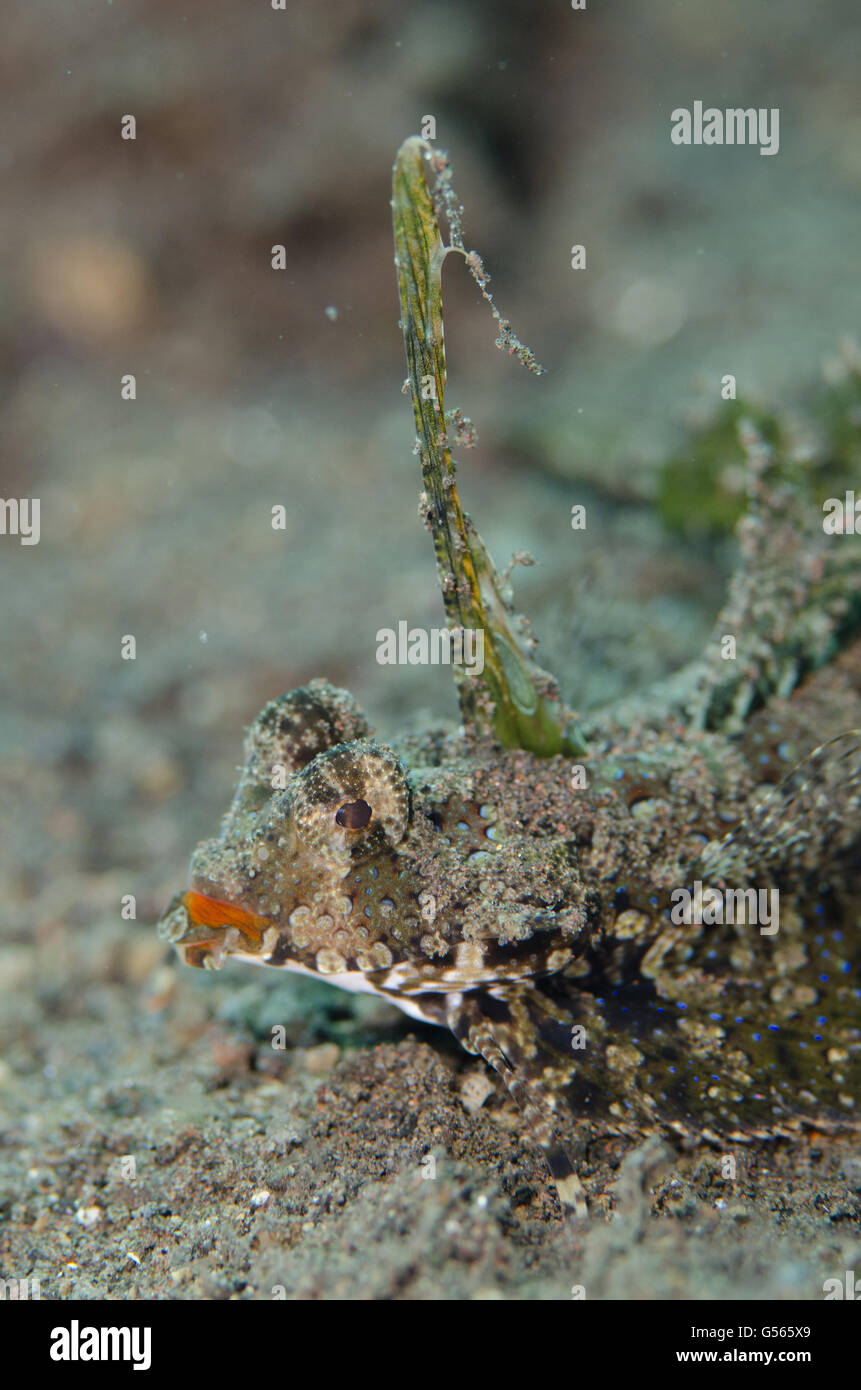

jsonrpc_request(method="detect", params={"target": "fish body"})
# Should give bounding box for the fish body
[159,656,861,1207]
[158,138,861,1208]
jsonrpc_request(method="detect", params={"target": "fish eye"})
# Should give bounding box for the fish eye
[335,799,373,829]
[292,739,410,864]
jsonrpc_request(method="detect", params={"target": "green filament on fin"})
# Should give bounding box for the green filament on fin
[392,136,585,757]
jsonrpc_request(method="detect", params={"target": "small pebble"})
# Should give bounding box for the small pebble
[75,1206,102,1227]
[302,1043,340,1075]
[460,1071,495,1114]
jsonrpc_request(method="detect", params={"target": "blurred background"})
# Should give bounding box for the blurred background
[0,0,859,1096]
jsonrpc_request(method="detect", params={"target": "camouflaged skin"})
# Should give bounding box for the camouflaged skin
[159,651,861,1212]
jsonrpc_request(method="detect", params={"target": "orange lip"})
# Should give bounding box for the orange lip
[183,890,266,944]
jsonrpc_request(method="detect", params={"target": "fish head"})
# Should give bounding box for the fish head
[158,679,591,996]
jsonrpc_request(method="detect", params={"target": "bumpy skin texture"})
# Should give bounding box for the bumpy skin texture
[159,658,861,1206]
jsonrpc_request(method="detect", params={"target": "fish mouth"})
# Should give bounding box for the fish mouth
[157,888,270,969]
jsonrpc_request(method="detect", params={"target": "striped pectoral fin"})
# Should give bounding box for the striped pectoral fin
[445,984,590,1217]
[698,729,861,887]
[651,729,861,1000]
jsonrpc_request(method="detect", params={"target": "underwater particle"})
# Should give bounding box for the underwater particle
[610,276,686,348]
